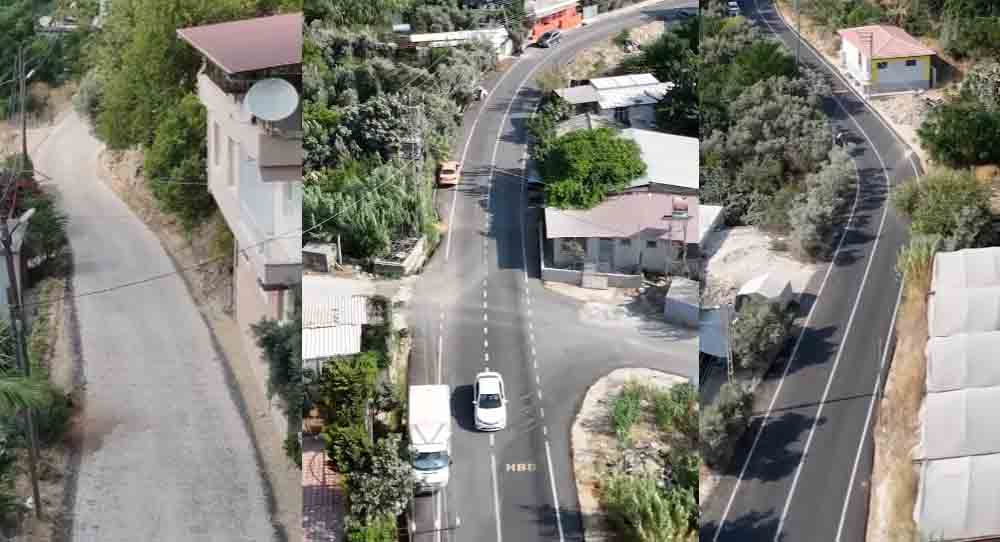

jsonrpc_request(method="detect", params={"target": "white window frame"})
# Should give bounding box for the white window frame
[212,122,220,167]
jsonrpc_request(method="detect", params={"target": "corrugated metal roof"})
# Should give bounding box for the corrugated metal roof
[555,85,600,105]
[596,83,672,109]
[619,129,698,191]
[590,74,659,89]
[545,192,699,242]
[177,13,303,74]
[555,113,626,136]
[303,325,363,361]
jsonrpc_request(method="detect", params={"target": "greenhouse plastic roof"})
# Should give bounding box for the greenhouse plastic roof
[926,332,1000,393]
[927,287,1000,338]
[932,247,1000,291]
[916,454,1000,541]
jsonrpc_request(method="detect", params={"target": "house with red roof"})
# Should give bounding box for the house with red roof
[837,24,936,95]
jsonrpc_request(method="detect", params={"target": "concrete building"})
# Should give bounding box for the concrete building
[555,74,672,130]
[178,13,303,433]
[838,25,935,95]
[526,0,582,43]
[543,192,698,287]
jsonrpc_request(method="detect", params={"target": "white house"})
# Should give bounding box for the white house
[554,74,672,129]
[838,25,935,95]
[178,13,303,434]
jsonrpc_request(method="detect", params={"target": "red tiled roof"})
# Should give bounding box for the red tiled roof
[177,13,303,74]
[838,25,935,59]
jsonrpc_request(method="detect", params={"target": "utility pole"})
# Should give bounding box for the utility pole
[1,210,42,519]
[794,0,801,68]
[19,46,28,162]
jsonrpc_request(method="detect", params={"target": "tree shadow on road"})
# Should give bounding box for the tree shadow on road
[700,509,790,542]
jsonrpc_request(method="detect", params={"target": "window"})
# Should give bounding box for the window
[877,62,888,70]
[283,183,295,217]
[613,107,629,123]
[620,239,631,247]
[905,59,917,67]
[212,122,220,167]
[646,240,658,249]
[227,137,237,186]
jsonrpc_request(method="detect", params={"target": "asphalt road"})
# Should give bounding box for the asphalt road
[35,113,276,541]
[699,1,920,541]
[408,3,697,542]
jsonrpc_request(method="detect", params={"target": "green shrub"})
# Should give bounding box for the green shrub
[144,93,217,231]
[604,474,692,542]
[700,382,754,468]
[896,168,993,250]
[612,382,644,446]
[897,235,941,294]
[31,384,72,446]
[614,29,632,48]
[345,513,397,542]
[323,423,372,473]
[730,300,788,372]
[653,383,697,440]
[285,433,302,469]
[73,68,106,124]
[541,128,646,209]
[918,100,1000,167]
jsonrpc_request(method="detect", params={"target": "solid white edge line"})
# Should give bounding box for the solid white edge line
[545,440,566,542]
[490,452,503,542]
[835,284,903,542]
[437,335,443,384]
[435,490,443,542]
[755,1,900,538]
[445,57,523,261]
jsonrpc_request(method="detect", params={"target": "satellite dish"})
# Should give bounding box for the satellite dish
[245,78,299,122]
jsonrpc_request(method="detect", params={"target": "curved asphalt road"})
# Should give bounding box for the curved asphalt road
[700,1,921,541]
[409,3,697,542]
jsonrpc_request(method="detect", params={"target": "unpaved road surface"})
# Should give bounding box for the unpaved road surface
[34,112,275,541]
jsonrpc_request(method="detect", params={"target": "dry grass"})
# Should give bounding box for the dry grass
[561,20,665,82]
[866,281,927,542]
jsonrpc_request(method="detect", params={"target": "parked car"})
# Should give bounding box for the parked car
[473,370,507,431]
[537,30,562,48]
[437,161,461,187]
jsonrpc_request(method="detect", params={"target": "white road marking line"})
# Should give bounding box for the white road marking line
[484,290,488,298]
[485,339,489,349]
[490,433,495,447]
[533,360,538,369]
[540,407,545,418]
[537,389,542,400]
[544,441,566,542]
[484,300,488,309]
[485,352,490,362]
[435,490,442,542]
[536,375,540,385]
[531,346,536,357]
[445,57,523,261]
[528,322,533,330]
[437,335,443,384]
[529,333,535,343]
[484,326,488,335]
[836,283,903,541]
[742,3,900,539]
[543,426,548,436]
[484,313,488,322]
[490,452,503,542]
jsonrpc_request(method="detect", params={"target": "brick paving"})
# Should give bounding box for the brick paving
[303,434,346,542]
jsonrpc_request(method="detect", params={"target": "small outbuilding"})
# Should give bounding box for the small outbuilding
[735,272,794,312]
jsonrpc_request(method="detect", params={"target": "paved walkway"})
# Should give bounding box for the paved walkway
[303,435,345,542]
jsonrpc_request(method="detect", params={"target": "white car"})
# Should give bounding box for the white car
[727,1,741,16]
[473,370,507,431]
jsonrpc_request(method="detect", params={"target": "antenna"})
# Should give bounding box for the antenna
[244,78,299,122]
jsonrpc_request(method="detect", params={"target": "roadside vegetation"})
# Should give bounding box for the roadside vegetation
[700,1,859,260]
[251,284,304,467]
[602,380,698,542]
[303,15,497,260]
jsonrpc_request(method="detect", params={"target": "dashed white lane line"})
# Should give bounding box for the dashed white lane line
[529,333,535,343]
[531,347,536,357]
[483,290,488,298]
[540,407,545,418]
[485,352,490,363]
[489,433,495,447]
[484,339,489,349]
[536,375,540,385]
[484,326,488,335]
[484,313,488,322]
[537,389,542,400]
[543,426,548,436]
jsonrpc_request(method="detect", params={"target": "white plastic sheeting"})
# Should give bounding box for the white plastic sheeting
[920,386,1000,459]
[927,287,1000,338]
[932,247,1000,291]
[926,332,1000,393]
[915,454,1000,541]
